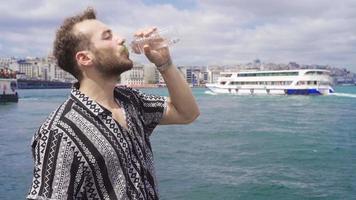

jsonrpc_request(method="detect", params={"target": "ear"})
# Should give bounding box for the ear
[75,51,94,67]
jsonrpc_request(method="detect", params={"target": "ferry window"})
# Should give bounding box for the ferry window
[221,74,231,77]
[310,81,317,85]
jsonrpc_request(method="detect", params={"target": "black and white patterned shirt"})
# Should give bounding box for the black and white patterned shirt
[27,85,167,200]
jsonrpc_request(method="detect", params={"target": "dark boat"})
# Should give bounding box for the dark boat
[0,78,18,103]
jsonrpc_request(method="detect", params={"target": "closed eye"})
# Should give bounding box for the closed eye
[102,29,113,40]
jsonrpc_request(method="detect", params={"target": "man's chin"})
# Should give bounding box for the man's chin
[117,60,133,74]
[125,59,134,70]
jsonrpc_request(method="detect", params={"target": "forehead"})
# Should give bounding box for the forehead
[74,19,108,38]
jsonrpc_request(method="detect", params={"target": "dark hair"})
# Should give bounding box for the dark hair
[53,7,96,80]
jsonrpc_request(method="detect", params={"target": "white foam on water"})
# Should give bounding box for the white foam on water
[20,97,39,101]
[329,93,356,98]
[204,91,217,95]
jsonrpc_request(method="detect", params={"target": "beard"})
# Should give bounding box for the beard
[92,47,133,77]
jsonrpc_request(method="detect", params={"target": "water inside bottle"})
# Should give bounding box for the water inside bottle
[130,27,180,54]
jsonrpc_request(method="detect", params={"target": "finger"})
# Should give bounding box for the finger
[143,27,157,37]
[143,44,152,57]
[151,27,157,33]
[134,28,145,37]
[134,31,143,37]
[131,44,140,54]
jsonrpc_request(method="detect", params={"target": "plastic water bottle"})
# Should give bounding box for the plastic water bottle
[130,26,180,54]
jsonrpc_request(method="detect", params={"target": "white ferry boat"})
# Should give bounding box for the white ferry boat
[206,69,334,95]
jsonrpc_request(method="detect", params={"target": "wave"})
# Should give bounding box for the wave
[330,93,356,98]
[19,97,40,101]
[204,91,217,95]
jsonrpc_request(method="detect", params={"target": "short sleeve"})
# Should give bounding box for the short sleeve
[27,126,78,200]
[131,88,167,133]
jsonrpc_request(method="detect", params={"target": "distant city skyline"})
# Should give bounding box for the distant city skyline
[1,0,356,72]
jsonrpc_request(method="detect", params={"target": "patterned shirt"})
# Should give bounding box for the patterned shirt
[27,85,167,200]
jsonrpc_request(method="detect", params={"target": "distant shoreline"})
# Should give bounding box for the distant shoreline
[17,79,72,89]
[17,80,208,89]
[16,79,354,90]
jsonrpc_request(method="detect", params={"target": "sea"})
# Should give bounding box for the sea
[0,86,355,200]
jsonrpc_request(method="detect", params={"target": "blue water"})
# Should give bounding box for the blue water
[1,86,356,200]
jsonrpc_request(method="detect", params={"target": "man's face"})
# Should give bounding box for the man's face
[75,20,133,77]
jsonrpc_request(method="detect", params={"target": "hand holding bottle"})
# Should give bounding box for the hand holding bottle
[132,27,178,71]
[131,27,179,54]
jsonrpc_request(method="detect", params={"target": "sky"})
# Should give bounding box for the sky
[0,0,356,72]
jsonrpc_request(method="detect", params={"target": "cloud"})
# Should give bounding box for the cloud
[0,0,355,71]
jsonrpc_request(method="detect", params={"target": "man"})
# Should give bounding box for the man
[27,8,199,200]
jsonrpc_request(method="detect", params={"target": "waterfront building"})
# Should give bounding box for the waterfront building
[186,68,193,84]
[192,69,204,86]
[176,66,207,86]
[15,56,76,82]
[143,64,160,84]
[207,67,224,84]
[153,67,160,84]
[0,57,12,66]
[0,57,18,71]
[18,59,35,79]
[202,71,209,84]
[177,66,193,85]
[120,62,145,85]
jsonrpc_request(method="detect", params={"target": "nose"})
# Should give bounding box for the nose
[115,34,125,45]
[118,38,125,45]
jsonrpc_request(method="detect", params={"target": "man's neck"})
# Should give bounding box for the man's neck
[79,76,119,109]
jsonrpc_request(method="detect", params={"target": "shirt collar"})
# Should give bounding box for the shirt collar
[70,82,109,117]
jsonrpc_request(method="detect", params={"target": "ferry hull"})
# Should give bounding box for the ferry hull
[206,69,335,96]
[206,84,334,95]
